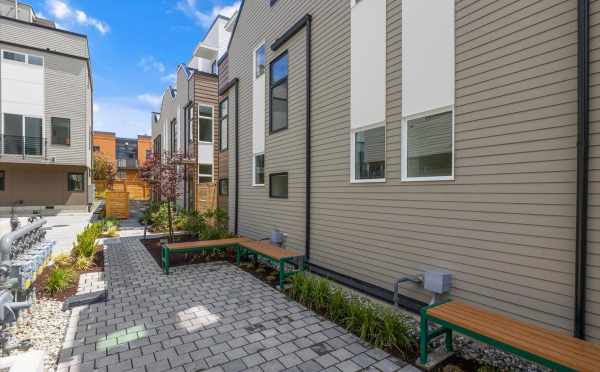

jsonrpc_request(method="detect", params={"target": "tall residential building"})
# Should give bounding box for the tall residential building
[220,0,600,343]
[0,0,93,212]
[152,15,233,211]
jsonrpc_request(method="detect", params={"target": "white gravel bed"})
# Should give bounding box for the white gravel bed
[8,297,70,372]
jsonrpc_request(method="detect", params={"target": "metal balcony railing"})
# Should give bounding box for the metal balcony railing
[117,158,139,169]
[1,135,46,157]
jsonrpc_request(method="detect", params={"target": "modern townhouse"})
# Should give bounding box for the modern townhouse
[153,15,233,211]
[92,131,152,180]
[219,0,600,343]
[0,0,93,213]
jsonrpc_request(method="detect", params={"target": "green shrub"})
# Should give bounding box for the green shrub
[73,255,93,271]
[150,203,173,233]
[53,253,73,267]
[287,273,415,356]
[72,223,102,260]
[175,210,206,237]
[141,202,161,225]
[46,267,75,295]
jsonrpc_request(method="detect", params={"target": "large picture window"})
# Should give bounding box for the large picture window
[352,125,385,182]
[254,154,265,186]
[51,117,70,146]
[270,52,288,133]
[269,173,288,199]
[402,109,453,181]
[220,99,229,151]
[198,105,213,143]
[68,173,84,192]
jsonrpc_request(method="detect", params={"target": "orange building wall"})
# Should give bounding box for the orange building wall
[137,135,152,167]
[93,131,116,163]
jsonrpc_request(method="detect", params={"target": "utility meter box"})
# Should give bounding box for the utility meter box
[424,271,452,294]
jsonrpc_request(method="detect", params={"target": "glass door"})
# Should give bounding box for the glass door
[3,113,23,155]
[25,117,43,155]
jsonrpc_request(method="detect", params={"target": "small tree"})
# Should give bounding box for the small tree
[140,152,184,242]
[92,154,116,191]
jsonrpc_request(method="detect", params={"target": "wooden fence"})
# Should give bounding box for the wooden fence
[105,191,129,219]
[95,180,150,201]
[196,183,217,214]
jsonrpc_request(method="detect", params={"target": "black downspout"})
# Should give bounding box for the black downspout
[271,14,313,260]
[235,81,240,235]
[575,0,590,340]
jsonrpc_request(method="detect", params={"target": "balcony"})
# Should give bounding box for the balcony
[1,135,46,158]
[117,158,139,169]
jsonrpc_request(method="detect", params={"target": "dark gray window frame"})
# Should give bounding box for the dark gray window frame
[51,117,71,146]
[219,178,229,196]
[67,172,84,192]
[0,171,5,191]
[269,51,289,134]
[219,98,229,152]
[269,172,288,199]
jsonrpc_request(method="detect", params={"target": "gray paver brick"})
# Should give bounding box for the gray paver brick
[221,359,246,372]
[242,353,266,368]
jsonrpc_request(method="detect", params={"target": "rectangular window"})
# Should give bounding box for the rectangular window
[3,113,23,155]
[254,154,265,185]
[28,55,43,66]
[255,44,265,78]
[269,173,288,199]
[352,125,385,181]
[170,119,177,153]
[3,51,25,63]
[0,171,5,191]
[199,164,213,175]
[220,99,229,151]
[219,179,229,196]
[51,117,71,145]
[199,177,212,183]
[402,109,453,181]
[93,145,100,152]
[68,173,84,192]
[198,105,213,142]
[25,117,43,155]
[270,52,288,133]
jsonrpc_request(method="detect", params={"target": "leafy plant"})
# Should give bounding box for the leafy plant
[46,267,75,295]
[73,255,93,271]
[175,209,206,237]
[72,223,102,261]
[313,277,332,313]
[328,287,349,323]
[53,253,73,267]
[200,208,232,240]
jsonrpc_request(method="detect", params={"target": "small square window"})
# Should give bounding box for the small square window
[255,45,265,78]
[3,51,25,63]
[269,173,288,199]
[28,55,43,66]
[353,126,385,181]
[51,117,71,145]
[68,173,84,192]
[254,154,265,185]
[219,179,229,196]
[402,110,453,180]
[0,171,5,191]
[199,164,213,176]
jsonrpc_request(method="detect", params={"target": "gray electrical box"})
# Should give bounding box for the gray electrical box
[424,271,452,294]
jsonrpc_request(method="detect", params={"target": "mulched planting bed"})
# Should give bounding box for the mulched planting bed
[32,246,104,301]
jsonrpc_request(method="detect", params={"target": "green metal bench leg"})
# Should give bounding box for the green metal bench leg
[445,328,453,352]
[279,260,285,290]
[164,248,170,275]
[420,310,429,365]
[235,246,241,265]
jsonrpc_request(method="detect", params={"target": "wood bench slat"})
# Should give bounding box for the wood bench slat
[428,302,600,370]
[166,237,251,250]
[430,305,600,364]
[436,302,600,359]
[240,241,304,260]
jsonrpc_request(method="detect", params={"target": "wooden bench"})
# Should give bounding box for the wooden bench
[162,237,251,274]
[237,241,306,289]
[420,301,600,371]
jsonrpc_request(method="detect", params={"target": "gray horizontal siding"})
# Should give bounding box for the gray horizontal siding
[227,0,599,342]
[0,17,88,59]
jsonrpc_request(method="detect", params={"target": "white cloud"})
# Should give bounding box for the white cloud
[94,97,156,138]
[137,94,163,108]
[161,73,177,84]
[138,56,166,74]
[177,0,240,28]
[45,0,110,34]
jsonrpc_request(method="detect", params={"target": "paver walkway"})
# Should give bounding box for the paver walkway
[57,234,413,372]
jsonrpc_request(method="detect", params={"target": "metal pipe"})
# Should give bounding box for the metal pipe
[574,0,590,340]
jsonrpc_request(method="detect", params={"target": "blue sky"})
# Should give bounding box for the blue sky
[28,0,239,138]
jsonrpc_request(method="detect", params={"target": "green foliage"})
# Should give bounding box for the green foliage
[45,266,75,295]
[73,255,93,271]
[174,209,206,237]
[476,367,501,372]
[287,273,415,357]
[150,203,173,233]
[141,202,161,225]
[72,223,102,260]
[200,208,233,240]
[53,253,73,267]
